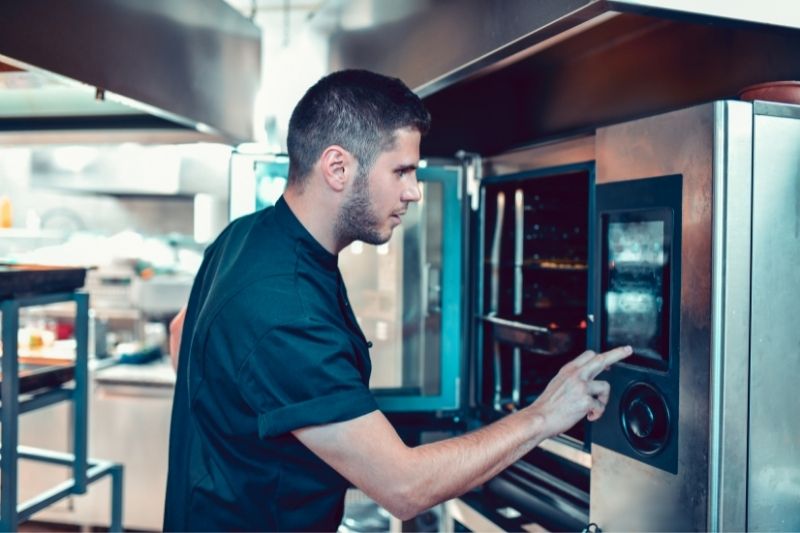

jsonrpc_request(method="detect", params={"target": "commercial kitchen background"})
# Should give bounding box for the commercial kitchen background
[1,1,799,532]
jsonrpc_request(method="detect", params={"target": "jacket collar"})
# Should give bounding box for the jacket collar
[274,195,338,272]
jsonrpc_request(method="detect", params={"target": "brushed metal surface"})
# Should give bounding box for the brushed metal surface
[326,0,600,95]
[708,101,752,532]
[592,104,715,531]
[420,13,800,156]
[443,498,505,533]
[538,438,592,470]
[0,0,260,142]
[748,110,800,532]
[484,135,595,177]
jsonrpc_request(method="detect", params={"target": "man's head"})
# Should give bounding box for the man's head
[286,70,431,248]
[287,70,430,189]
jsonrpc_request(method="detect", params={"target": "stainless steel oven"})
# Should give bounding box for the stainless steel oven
[589,100,800,532]
[366,137,597,532]
[443,100,800,532]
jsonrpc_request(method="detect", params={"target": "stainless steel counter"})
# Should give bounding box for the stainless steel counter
[20,359,174,531]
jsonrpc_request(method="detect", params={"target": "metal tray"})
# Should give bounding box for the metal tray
[483,314,582,357]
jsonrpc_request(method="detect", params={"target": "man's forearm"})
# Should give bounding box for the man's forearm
[294,347,631,521]
[394,408,547,517]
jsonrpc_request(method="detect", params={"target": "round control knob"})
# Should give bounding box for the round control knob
[627,397,655,439]
[620,382,670,455]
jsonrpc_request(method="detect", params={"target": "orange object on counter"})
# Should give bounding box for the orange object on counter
[0,195,12,228]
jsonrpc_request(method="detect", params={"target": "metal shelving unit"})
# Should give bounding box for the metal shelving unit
[0,290,123,531]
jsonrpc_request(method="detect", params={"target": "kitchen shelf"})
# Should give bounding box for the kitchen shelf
[0,283,123,531]
[0,357,75,399]
[0,229,67,240]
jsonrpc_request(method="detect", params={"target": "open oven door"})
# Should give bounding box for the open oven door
[229,150,467,415]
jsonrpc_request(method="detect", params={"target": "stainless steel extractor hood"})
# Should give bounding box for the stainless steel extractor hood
[324,0,800,156]
[0,0,261,144]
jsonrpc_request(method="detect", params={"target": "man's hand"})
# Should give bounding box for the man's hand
[169,305,187,370]
[526,345,632,438]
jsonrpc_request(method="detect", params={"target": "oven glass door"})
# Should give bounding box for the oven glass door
[229,151,465,413]
[477,164,593,447]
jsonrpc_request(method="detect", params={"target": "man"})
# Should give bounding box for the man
[164,69,631,531]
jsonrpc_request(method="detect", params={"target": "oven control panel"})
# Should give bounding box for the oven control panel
[592,174,682,474]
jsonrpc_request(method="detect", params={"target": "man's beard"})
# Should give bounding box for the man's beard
[334,169,388,246]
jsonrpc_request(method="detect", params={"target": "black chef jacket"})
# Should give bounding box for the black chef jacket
[163,197,378,532]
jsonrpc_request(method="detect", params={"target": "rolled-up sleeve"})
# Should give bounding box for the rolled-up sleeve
[237,317,378,438]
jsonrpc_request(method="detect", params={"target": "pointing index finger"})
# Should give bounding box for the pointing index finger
[583,345,632,379]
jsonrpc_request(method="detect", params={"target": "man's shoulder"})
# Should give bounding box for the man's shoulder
[210,207,301,278]
[216,273,307,328]
[195,207,310,329]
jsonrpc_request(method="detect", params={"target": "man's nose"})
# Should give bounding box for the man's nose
[402,176,422,203]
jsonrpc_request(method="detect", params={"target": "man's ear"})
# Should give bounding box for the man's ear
[319,145,352,192]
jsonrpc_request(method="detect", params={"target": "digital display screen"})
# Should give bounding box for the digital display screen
[601,210,672,370]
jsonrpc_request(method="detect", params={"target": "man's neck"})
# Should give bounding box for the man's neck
[282,187,342,255]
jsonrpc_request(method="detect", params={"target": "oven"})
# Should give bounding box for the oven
[589,100,800,532]
[477,166,592,442]
[471,164,594,531]
[441,99,800,532]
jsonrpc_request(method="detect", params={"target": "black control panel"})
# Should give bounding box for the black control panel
[592,174,682,474]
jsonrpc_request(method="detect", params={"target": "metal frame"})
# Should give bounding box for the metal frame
[707,100,753,532]
[376,164,466,412]
[0,291,123,531]
[745,101,800,531]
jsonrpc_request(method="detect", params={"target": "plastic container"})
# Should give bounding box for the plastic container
[739,81,800,105]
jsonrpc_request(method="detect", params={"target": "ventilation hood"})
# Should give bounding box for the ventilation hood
[0,0,261,144]
[325,0,800,156]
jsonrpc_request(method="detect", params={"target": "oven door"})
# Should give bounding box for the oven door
[229,150,466,414]
[476,163,594,448]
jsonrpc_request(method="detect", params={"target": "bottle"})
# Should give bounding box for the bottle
[0,195,11,228]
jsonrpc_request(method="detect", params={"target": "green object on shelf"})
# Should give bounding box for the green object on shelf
[117,345,163,365]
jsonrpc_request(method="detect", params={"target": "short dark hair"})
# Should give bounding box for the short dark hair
[286,69,431,187]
